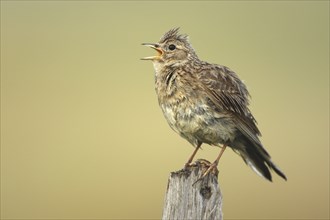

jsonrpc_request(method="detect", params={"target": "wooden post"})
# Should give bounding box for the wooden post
[162,159,223,220]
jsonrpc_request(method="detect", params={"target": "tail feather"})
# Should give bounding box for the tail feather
[233,136,287,181]
[268,160,287,181]
[244,151,272,181]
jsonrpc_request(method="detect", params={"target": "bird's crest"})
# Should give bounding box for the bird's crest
[159,28,188,43]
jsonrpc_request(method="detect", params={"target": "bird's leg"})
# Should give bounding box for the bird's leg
[194,145,227,184]
[184,144,201,168]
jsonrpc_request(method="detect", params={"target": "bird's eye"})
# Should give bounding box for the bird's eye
[168,44,176,50]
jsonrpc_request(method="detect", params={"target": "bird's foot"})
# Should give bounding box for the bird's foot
[184,161,193,169]
[193,161,219,185]
[184,158,210,170]
[183,145,201,170]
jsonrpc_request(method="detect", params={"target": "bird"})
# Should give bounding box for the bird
[141,28,287,182]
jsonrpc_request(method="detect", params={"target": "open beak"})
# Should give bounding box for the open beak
[141,43,163,60]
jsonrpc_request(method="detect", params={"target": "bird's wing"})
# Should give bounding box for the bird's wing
[195,64,262,144]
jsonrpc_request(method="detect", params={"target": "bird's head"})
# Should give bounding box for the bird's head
[142,28,198,67]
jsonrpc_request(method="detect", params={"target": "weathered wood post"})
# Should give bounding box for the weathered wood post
[162,159,223,220]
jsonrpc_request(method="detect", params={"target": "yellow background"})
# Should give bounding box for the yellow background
[1,1,329,219]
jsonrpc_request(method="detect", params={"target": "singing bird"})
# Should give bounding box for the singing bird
[141,28,286,181]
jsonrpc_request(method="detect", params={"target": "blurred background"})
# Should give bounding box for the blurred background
[1,1,329,219]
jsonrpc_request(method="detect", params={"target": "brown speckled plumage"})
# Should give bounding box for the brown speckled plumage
[142,28,286,181]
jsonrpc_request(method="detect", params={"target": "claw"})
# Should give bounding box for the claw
[193,161,218,185]
[192,145,227,186]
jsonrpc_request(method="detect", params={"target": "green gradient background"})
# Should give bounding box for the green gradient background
[1,1,329,219]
